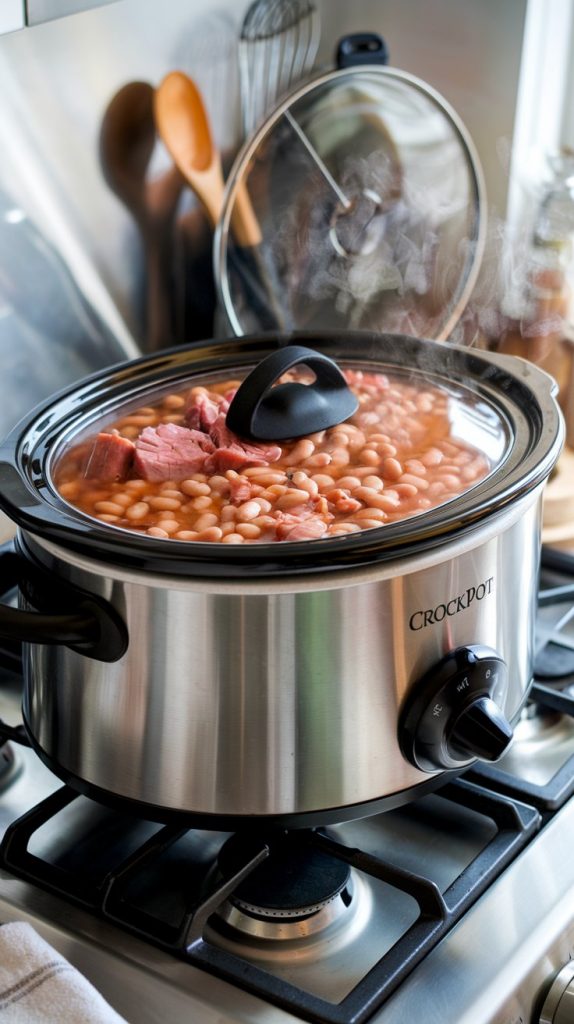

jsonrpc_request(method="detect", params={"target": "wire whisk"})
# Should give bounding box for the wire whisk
[239,0,321,141]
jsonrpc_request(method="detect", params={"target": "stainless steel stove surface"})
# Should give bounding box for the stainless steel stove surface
[1,549,574,1024]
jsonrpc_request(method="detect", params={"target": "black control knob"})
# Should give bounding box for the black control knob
[448,695,513,762]
[399,645,513,773]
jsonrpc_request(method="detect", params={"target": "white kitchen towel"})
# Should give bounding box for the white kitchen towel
[0,922,128,1023]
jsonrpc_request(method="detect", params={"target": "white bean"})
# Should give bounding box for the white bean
[109,493,132,507]
[399,474,429,490]
[181,480,211,497]
[126,501,150,520]
[358,449,380,467]
[304,452,332,467]
[194,513,219,531]
[330,447,351,467]
[337,475,362,490]
[148,496,182,511]
[208,475,230,495]
[283,439,315,465]
[94,501,125,516]
[328,523,362,535]
[190,496,213,511]
[159,487,184,499]
[236,501,261,522]
[291,471,319,498]
[162,394,185,409]
[196,527,223,542]
[353,507,387,521]
[156,519,179,534]
[382,457,403,480]
[235,523,262,539]
[360,475,384,492]
[311,474,336,492]
[276,489,311,510]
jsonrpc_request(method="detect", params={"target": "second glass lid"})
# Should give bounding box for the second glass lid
[216,65,486,340]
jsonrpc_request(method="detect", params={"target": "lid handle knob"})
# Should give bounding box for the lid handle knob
[225,345,359,441]
[336,33,389,69]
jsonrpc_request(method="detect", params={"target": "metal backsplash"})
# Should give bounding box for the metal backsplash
[0,0,530,439]
[0,0,119,34]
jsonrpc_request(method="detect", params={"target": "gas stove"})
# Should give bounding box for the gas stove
[1,548,574,1024]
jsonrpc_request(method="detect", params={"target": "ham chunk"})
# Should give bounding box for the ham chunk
[228,476,253,505]
[84,432,135,481]
[205,414,282,473]
[277,519,329,541]
[132,413,281,482]
[185,388,238,431]
[185,391,223,432]
[133,423,215,482]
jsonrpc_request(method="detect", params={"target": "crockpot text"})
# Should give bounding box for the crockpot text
[409,577,494,631]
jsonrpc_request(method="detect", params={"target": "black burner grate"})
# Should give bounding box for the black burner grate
[0,778,539,1024]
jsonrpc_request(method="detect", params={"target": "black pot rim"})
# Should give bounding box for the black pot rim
[0,330,564,579]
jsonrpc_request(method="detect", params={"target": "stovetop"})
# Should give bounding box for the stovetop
[1,548,574,1024]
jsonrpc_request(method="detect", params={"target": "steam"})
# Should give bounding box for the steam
[449,210,567,356]
[258,129,570,366]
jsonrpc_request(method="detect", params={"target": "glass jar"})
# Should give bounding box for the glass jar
[499,150,574,443]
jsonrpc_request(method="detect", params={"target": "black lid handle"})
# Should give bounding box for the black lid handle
[225,345,359,441]
[336,33,389,69]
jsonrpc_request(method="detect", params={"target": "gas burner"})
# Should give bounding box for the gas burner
[215,830,355,940]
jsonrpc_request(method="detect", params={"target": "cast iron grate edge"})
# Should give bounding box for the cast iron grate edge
[470,676,574,814]
[469,681,574,814]
[0,778,540,1024]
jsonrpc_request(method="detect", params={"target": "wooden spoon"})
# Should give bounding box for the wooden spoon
[154,71,261,248]
[100,81,185,351]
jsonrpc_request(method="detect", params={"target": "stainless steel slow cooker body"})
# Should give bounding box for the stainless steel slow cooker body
[0,332,564,826]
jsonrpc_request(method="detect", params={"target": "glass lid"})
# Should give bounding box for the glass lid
[216,66,486,340]
[49,343,509,547]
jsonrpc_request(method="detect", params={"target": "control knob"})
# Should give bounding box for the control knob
[399,645,513,772]
[539,963,574,1024]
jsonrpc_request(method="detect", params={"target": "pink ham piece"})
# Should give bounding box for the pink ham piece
[277,519,329,541]
[274,504,334,540]
[132,405,282,482]
[228,476,253,505]
[84,432,135,481]
[185,392,223,432]
[205,414,282,474]
[134,423,215,482]
[185,389,238,431]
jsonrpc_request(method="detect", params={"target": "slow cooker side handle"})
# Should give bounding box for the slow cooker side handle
[0,542,22,673]
[481,348,561,397]
[0,548,128,663]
